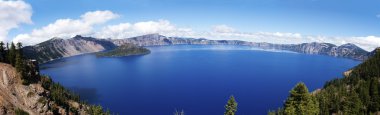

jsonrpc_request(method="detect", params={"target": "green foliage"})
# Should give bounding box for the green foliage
[41,75,111,114]
[88,105,111,115]
[46,80,82,114]
[15,108,29,115]
[268,108,284,115]
[40,75,52,89]
[15,42,24,72]
[0,41,5,62]
[224,95,238,115]
[369,78,380,112]
[96,43,150,57]
[283,82,319,115]
[271,49,380,115]
[8,42,16,66]
[45,79,80,108]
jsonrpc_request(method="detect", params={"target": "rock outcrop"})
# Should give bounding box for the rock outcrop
[111,34,369,60]
[0,63,86,115]
[275,42,369,60]
[23,35,116,63]
[24,34,372,63]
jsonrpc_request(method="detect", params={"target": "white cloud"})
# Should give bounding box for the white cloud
[0,0,32,42]
[94,20,194,39]
[12,12,380,51]
[81,10,119,25]
[13,10,118,45]
[212,25,236,33]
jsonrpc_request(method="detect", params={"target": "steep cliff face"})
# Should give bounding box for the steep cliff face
[277,43,368,60]
[24,35,116,63]
[112,34,369,60]
[111,34,249,46]
[24,34,371,63]
[0,63,86,115]
[330,43,368,60]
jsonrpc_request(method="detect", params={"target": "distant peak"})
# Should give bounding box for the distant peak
[136,33,166,38]
[147,33,163,36]
[50,37,63,40]
[198,38,208,40]
[74,35,83,38]
[340,43,358,47]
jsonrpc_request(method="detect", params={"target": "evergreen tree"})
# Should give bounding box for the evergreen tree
[16,42,23,58]
[369,78,380,112]
[316,91,329,115]
[5,42,9,63]
[224,95,238,115]
[15,42,23,71]
[15,42,27,84]
[0,41,4,62]
[8,42,16,66]
[341,91,363,115]
[283,82,319,115]
[358,81,371,113]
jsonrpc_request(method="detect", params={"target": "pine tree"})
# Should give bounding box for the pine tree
[224,95,238,115]
[284,82,319,115]
[15,42,25,76]
[0,41,4,62]
[5,42,9,63]
[316,91,329,115]
[8,42,16,66]
[15,42,23,70]
[369,78,380,112]
[341,91,363,115]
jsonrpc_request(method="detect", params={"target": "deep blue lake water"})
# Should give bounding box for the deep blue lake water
[40,45,360,115]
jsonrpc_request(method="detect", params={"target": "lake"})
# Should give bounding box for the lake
[40,45,360,115]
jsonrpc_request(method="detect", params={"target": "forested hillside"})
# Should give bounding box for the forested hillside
[269,48,380,115]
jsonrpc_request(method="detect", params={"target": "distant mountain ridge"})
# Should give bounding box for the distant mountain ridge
[112,34,369,60]
[23,35,116,63]
[24,34,372,63]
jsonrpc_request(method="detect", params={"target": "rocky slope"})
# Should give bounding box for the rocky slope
[111,34,250,46]
[0,63,86,115]
[24,34,371,63]
[24,35,116,63]
[112,34,369,60]
[275,42,369,60]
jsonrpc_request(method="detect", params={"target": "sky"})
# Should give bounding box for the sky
[1,0,380,51]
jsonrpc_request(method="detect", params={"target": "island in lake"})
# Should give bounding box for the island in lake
[96,43,150,57]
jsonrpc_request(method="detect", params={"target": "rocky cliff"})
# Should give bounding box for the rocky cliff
[0,62,86,115]
[275,42,369,60]
[112,34,369,60]
[111,34,250,46]
[24,35,116,63]
[24,34,372,63]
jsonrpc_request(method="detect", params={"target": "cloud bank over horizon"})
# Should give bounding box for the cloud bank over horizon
[1,1,379,51]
